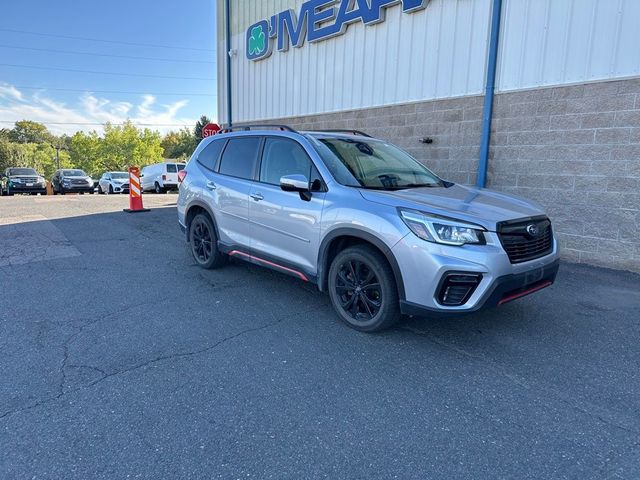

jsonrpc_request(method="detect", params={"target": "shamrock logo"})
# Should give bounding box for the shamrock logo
[248,25,266,55]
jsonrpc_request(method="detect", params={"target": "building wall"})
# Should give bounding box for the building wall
[219,0,640,123]
[251,77,640,272]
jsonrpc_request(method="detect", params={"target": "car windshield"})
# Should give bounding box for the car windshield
[309,136,444,190]
[62,170,86,177]
[111,172,128,179]
[8,168,38,176]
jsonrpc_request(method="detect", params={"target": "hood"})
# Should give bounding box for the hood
[359,184,546,231]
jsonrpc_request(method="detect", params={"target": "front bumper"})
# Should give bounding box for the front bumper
[61,185,94,193]
[7,184,47,193]
[392,230,560,317]
[400,259,559,317]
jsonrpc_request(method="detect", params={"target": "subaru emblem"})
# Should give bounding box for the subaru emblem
[526,224,540,237]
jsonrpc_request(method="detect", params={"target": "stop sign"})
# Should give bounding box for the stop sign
[202,123,221,138]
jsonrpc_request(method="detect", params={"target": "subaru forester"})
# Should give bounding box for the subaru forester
[177,126,559,332]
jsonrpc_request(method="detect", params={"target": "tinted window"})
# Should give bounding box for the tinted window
[9,168,38,176]
[166,164,177,173]
[197,140,226,171]
[218,137,261,180]
[259,138,311,186]
[177,164,185,171]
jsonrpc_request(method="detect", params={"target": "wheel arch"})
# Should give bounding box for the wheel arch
[317,228,406,300]
[184,201,221,242]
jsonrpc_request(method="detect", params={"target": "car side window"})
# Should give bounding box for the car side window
[218,137,262,180]
[259,138,312,186]
[197,139,226,171]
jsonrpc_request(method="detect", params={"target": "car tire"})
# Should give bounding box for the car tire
[154,182,163,194]
[109,185,114,194]
[189,213,226,269]
[98,185,103,194]
[328,245,401,332]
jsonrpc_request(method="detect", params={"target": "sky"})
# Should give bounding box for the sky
[0,0,217,136]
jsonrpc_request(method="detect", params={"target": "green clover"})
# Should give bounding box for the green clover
[249,25,266,55]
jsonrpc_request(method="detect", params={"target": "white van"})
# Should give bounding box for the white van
[141,162,186,193]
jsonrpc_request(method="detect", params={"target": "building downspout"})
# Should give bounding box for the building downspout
[476,0,503,188]
[225,0,233,128]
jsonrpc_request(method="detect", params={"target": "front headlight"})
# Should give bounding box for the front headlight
[399,209,485,246]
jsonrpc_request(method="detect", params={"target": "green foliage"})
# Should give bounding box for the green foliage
[9,120,53,144]
[161,127,198,160]
[0,117,209,178]
[194,115,211,140]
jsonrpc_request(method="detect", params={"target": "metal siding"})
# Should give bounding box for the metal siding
[227,0,492,122]
[497,0,640,91]
[220,0,640,123]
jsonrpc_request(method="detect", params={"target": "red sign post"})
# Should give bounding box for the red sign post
[202,123,221,138]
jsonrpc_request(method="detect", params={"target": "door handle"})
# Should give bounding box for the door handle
[206,181,217,190]
[250,192,264,202]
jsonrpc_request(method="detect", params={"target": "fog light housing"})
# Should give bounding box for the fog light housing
[437,273,483,306]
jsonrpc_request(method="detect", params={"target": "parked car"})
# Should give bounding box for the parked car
[177,126,559,332]
[0,167,47,196]
[141,162,186,193]
[51,169,94,195]
[98,171,130,194]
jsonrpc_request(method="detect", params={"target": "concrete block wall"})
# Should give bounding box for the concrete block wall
[252,77,640,273]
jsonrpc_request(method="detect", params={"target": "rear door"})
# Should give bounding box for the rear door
[197,136,262,248]
[248,137,326,275]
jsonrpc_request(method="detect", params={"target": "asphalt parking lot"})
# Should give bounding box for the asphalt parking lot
[1,194,639,479]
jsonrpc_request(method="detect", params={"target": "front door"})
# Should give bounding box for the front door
[248,137,326,275]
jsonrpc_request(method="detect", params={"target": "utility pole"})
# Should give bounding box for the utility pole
[50,144,69,169]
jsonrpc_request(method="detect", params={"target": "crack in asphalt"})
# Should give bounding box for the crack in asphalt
[0,312,289,422]
[401,326,640,437]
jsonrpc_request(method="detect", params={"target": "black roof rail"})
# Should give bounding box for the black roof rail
[312,129,372,138]
[219,124,297,134]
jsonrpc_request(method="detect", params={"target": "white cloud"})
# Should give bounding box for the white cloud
[0,84,197,136]
[0,84,24,101]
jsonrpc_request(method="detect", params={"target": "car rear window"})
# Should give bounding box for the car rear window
[218,137,261,180]
[197,140,226,171]
[167,164,177,173]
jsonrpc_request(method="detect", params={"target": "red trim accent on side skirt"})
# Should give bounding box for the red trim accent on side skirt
[228,250,309,282]
[498,280,553,306]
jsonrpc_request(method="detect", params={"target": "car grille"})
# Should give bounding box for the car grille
[14,177,38,183]
[122,183,129,189]
[497,217,553,264]
[71,179,88,185]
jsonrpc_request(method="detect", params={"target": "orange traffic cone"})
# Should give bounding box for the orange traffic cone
[123,166,150,213]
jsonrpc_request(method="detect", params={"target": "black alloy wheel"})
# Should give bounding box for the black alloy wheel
[189,213,226,269]
[335,260,382,320]
[328,245,401,332]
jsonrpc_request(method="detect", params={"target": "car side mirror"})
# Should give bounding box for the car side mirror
[280,174,309,192]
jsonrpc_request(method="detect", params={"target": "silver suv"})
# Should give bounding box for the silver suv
[177,126,559,332]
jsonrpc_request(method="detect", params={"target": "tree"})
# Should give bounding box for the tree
[70,131,101,176]
[98,121,164,172]
[162,128,198,160]
[194,115,211,140]
[9,120,52,144]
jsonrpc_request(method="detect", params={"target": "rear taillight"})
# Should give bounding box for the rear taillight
[162,174,167,181]
[178,170,187,183]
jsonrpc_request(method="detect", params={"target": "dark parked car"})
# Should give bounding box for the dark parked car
[0,167,47,196]
[51,169,94,195]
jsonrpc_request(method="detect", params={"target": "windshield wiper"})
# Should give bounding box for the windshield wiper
[394,183,442,190]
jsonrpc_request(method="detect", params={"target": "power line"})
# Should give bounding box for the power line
[0,63,215,81]
[0,44,215,65]
[0,120,195,127]
[9,85,216,97]
[0,27,214,53]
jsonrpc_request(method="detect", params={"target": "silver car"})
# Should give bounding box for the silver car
[177,126,559,332]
